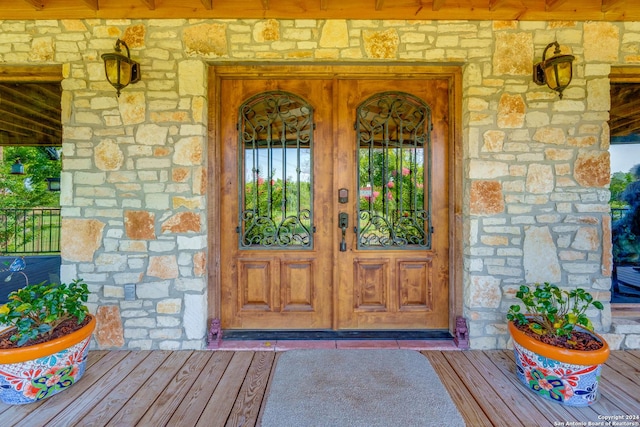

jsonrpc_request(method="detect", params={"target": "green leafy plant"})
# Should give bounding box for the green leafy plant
[507,282,604,338]
[0,279,89,347]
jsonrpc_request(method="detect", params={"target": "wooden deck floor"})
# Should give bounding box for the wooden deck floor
[0,349,638,426]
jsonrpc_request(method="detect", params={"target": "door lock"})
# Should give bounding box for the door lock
[338,212,349,252]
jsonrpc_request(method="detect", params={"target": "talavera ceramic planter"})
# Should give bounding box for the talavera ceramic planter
[508,320,610,407]
[0,315,95,405]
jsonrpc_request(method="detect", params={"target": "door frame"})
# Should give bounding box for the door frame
[207,64,463,337]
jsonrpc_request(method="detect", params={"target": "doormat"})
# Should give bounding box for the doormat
[260,349,465,427]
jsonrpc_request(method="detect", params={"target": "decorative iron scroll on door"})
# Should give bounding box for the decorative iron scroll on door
[356,92,432,249]
[237,91,314,249]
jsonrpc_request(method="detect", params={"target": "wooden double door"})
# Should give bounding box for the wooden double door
[218,73,450,332]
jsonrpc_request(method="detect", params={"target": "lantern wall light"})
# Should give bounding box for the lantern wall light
[533,41,575,99]
[101,39,141,97]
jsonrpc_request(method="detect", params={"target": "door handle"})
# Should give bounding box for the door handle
[338,212,348,252]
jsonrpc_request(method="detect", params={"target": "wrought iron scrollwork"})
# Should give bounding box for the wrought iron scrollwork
[238,91,314,249]
[356,91,432,249]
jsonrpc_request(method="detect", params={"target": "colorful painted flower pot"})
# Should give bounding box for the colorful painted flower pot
[508,320,610,407]
[0,315,96,405]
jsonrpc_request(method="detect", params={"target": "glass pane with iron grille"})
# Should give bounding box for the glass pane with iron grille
[357,91,431,249]
[238,91,313,249]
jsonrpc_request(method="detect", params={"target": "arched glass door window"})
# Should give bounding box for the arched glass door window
[238,91,313,249]
[356,91,432,249]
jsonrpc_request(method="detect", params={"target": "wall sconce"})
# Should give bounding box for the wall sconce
[10,159,25,175]
[533,42,575,99]
[101,39,141,97]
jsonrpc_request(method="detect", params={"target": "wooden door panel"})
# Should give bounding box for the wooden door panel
[353,259,389,310]
[238,259,273,311]
[398,259,432,311]
[281,259,315,311]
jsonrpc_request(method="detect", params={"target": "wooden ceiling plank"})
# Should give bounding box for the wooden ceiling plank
[432,0,446,11]
[201,0,212,9]
[0,85,62,116]
[611,123,640,137]
[375,0,384,11]
[139,0,155,10]
[0,107,61,134]
[320,0,328,10]
[0,117,61,138]
[545,0,569,11]
[0,97,60,128]
[82,0,99,10]
[0,126,30,137]
[610,98,640,118]
[22,0,45,10]
[602,0,624,12]
[262,0,270,9]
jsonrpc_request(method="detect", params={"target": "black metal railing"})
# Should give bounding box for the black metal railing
[0,208,61,255]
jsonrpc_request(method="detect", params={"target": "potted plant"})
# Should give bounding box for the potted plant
[506,282,610,407]
[0,259,95,405]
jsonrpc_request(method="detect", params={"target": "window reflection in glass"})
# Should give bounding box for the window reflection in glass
[239,91,313,249]
[356,92,431,249]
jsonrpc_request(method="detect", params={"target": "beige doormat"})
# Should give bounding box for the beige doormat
[260,349,465,427]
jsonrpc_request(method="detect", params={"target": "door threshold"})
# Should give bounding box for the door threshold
[221,330,452,341]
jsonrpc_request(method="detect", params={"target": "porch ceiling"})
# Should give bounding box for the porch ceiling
[0,0,636,21]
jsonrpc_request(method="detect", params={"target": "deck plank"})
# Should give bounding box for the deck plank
[422,351,493,426]
[226,351,275,427]
[106,350,195,426]
[599,358,640,415]
[466,350,563,425]
[67,350,172,426]
[135,351,213,427]
[195,351,256,427]
[608,350,640,378]
[7,350,134,427]
[168,351,235,426]
[440,350,525,427]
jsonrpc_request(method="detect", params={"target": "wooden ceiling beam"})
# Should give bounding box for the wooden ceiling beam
[432,0,446,11]
[22,0,45,10]
[139,0,155,10]
[82,0,99,10]
[375,0,384,11]
[262,0,270,9]
[545,0,569,11]
[488,0,508,11]
[602,0,624,12]
[320,0,328,10]
[201,0,212,9]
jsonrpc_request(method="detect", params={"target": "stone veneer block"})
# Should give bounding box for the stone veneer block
[95,305,125,348]
[470,180,504,215]
[124,210,156,240]
[61,218,105,262]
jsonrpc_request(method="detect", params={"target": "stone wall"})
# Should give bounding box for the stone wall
[1,18,638,350]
